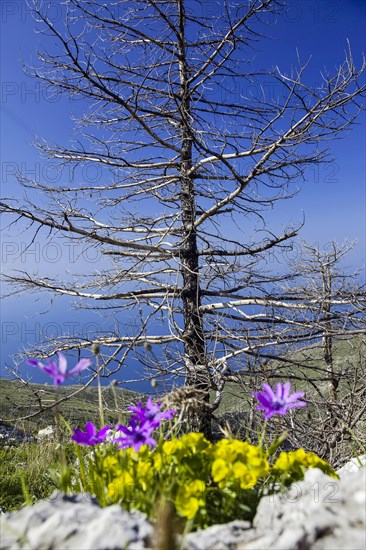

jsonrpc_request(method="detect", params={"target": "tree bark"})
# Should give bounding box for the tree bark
[321,264,337,401]
[178,0,211,439]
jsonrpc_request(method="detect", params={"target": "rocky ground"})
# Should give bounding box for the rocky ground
[1,458,365,550]
[0,424,34,446]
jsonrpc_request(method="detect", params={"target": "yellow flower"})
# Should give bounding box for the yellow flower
[212,439,269,488]
[136,460,153,491]
[232,461,249,479]
[214,439,244,462]
[212,458,230,483]
[175,479,206,519]
[106,470,134,501]
[304,452,338,478]
[238,471,258,489]
[103,455,119,472]
[272,449,338,479]
[180,433,211,452]
[153,451,163,471]
[163,439,183,456]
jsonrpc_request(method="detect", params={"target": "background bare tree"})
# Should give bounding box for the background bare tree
[222,241,366,464]
[1,0,366,438]
[282,241,366,464]
[286,241,365,397]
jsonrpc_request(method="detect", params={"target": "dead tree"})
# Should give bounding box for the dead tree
[1,0,366,438]
[287,241,365,397]
[282,241,366,462]
[234,240,366,463]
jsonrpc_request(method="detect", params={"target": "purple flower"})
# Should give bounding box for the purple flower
[71,422,111,446]
[129,397,176,428]
[110,398,175,452]
[253,381,307,420]
[113,420,157,452]
[26,353,90,385]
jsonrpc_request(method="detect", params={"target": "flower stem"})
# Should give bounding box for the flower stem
[259,420,267,448]
[55,386,67,476]
[96,354,105,427]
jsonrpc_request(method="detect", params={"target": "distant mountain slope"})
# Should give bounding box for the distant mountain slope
[217,334,366,414]
[0,379,142,432]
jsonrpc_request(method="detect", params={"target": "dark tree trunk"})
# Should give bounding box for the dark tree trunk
[178,0,211,439]
[322,267,338,401]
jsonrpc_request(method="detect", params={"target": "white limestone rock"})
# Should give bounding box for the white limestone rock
[37,426,55,441]
[0,492,154,550]
[182,520,252,549]
[241,467,366,550]
[337,454,366,476]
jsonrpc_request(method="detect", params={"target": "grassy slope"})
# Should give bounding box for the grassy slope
[0,379,141,432]
[1,335,364,426]
[216,334,366,414]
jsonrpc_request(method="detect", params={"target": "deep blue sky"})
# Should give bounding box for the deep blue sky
[1,0,365,387]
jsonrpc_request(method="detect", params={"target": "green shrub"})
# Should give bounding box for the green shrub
[62,432,337,531]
